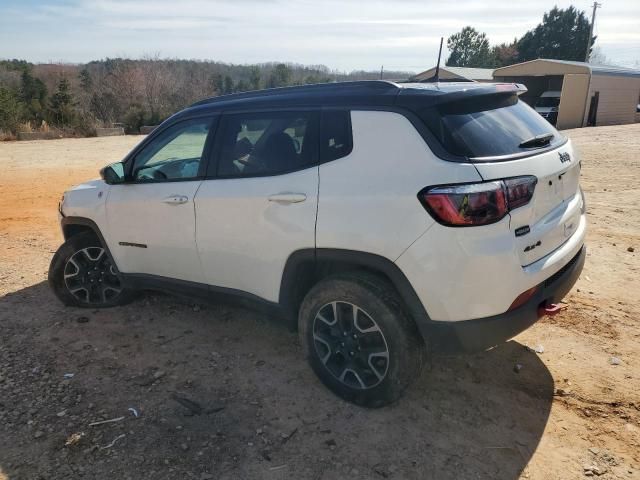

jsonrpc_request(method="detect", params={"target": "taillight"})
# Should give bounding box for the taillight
[504,176,536,209]
[419,176,537,227]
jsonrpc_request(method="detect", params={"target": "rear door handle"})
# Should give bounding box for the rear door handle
[162,195,189,205]
[268,193,307,204]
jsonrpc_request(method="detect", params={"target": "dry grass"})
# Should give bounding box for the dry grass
[0,129,16,141]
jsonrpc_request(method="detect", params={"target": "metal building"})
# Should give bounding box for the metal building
[410,66,495,83]
[493,59,640,129]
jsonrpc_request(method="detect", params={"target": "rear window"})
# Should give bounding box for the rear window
[216,111,318,177]
[320,110,353,162]
[419,94,564,159]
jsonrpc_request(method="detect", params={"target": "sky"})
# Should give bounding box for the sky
[1,0,639,72]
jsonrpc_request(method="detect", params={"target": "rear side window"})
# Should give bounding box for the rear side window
[216,111,318,177]
[320,110,353,162]
[419,94,563,159]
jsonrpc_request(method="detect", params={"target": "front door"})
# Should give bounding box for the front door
[195,110,319,302]
[105,117,214,283]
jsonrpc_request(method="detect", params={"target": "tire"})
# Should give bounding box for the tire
[48,232,134,308]
[299,272,425,407]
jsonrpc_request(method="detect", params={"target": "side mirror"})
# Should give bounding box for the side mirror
[100,162,126,185]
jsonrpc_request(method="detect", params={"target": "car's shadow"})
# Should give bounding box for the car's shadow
[0,282,553,480]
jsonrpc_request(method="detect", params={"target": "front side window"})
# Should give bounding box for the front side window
[217,111,318,177]
[132,118,211,181]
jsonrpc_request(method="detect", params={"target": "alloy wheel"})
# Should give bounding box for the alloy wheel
[312,301,389,389]
[64,247,122,304]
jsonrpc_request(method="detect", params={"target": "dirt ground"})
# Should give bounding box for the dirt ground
[0,125,638,480]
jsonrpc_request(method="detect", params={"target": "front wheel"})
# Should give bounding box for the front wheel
[299,273,425,407]
[48,232,134,308]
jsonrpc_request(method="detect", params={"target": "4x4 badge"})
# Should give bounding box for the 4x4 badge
[559,152,571,163]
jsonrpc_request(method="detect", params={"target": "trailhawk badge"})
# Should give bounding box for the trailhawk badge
[559,152,571,163]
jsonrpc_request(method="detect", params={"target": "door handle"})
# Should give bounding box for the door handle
[162,195,189,205]
[268,193,307,204]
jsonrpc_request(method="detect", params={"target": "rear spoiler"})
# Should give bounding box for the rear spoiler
[493,83,528,95]
[396,83,528,110]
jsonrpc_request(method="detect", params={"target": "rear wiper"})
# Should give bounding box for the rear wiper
[519,133,554,149]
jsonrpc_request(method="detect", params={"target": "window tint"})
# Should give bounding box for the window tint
[217,112,318,177]
[321,110,352,162]
[132,118,211,181]
[420,94,563,159]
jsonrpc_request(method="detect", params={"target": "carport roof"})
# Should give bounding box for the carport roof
[494,58,640,78]
[411,66,495,82]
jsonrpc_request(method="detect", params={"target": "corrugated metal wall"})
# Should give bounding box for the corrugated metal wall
[584,75,640,126]
[557,74,590,129]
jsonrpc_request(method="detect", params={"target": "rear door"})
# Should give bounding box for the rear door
[194,110,319,302]
[420,93,582,266]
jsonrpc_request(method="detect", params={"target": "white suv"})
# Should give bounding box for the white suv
[50,81,586,407]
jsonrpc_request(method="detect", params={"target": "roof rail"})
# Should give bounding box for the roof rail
[190,80,399,107]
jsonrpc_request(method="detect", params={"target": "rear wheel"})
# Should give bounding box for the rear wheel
[299,273,425,407]
[49,232,134,308]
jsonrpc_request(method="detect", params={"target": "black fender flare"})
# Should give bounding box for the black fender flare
[60,216,120,270]
[279,248,431,337]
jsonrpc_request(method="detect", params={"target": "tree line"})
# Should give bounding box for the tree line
[0,58,410,138]
[445,6,596,69]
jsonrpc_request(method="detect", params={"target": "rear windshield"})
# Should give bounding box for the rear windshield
[419,93,564,159]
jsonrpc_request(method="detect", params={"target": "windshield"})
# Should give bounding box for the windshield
[536,97,561,108]
[419,93,564,159]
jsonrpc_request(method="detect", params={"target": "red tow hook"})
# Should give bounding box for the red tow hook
[538,303,563,317]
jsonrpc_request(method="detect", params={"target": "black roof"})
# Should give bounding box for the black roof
[179,80,526,119]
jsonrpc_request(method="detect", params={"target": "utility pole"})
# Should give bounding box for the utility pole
[585,1,601,62]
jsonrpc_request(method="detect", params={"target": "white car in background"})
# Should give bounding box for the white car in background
[49,81,586,407]
[535,90,561,125]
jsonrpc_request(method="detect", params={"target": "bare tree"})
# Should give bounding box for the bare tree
[589,46,609,65]
[140,55,178,122]
[0,56,416,135]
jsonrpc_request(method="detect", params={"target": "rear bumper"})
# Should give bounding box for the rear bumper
[427,245,585,353]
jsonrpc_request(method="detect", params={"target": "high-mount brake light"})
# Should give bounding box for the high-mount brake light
[419,176,537,227]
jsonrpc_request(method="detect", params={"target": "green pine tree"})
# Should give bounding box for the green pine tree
[249,66,261,90]
[517,6,594,62]
[49,78,76,127]
[446,27,494,68]
[223,75,234,94]
[79,68,93,91]
[0,87,24,133]
[20,69,47,123]
[267,64,292,88]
